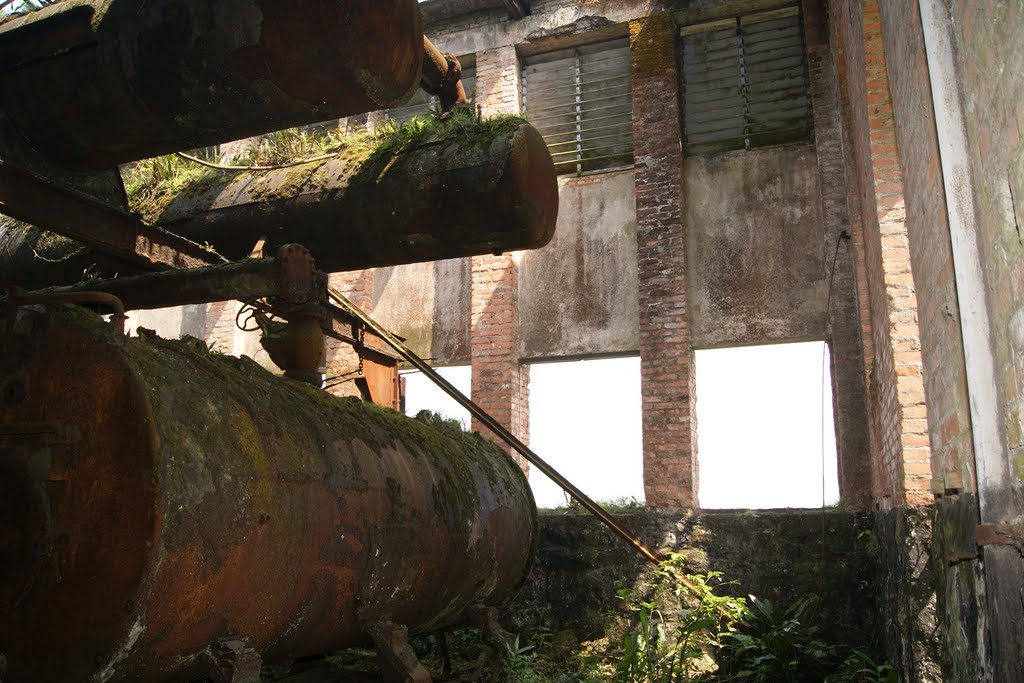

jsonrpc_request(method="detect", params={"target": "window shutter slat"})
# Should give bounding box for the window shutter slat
[680,4,812,156]
[523,38,633,175]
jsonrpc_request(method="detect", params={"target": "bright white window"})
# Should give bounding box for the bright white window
[526,357,644,508]
[695,341,839,509]
[401,365,472,430]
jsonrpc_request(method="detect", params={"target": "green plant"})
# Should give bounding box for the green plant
[499,635,549,683]
[715,595,839,682]
[826,650,897,683]
[614,555,745,682]
[857,529,879,554]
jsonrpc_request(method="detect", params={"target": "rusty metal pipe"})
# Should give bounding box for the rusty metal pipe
[0,0,423,168]
[0,306,536,682]
[327,288,664,566]
[422,36,468,112]
[6,287,126,335]
[40,258,283,311]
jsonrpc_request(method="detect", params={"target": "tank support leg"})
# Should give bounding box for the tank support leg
[436,630,453,677]
[367,619,432,683]
[465,604,515,653]
[203,637,261,683]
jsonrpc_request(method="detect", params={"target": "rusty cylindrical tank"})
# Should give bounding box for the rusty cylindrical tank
[0,0,423,168]
[0,119,559,290]
[0,306,537,682]
[133,118,560,274]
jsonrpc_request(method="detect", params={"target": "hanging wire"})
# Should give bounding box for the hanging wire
[819,229,850,591]
[175,150,342,172]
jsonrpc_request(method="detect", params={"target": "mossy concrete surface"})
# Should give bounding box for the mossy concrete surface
[505,508,880,652]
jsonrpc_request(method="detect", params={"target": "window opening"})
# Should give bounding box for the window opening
[680,4,812,156]
[695,342,839,509]
[400,365,472,429]
[522,38,633,175]
[526,357,643,508]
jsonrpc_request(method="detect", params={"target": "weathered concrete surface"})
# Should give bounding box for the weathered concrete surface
[930,494,987,681]
[684,145,827,348]
[371,258,472,366]
[519,170,639,359]
[506,509,877,650]
[873,507,942,682]
[124,304,206,340]
[423,0,708,58]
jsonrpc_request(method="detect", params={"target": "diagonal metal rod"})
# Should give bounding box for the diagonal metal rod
[327,286,663,566]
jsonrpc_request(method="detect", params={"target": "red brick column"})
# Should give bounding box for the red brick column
[831,0,932,507]
[324,271,376,398]
[475,45,521,113]
[471,254,529,469]
[204,300,238,354]
[876,0,975,500]
[470,44,529,469]
[629,14,696,509]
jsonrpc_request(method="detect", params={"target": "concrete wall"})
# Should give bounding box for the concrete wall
[685,144,827,347]
[519,170,639,359]
[507,509,879,652]
[124,304,206,341]
[371,258,472,366]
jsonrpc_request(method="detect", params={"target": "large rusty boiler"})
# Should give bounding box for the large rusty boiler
[0,305,537,682]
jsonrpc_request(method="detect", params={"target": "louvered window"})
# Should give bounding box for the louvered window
[386,56,477,124]
[522,39,633,175]
[680,5,811,156]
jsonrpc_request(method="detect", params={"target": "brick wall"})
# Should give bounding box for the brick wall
[831,0,931,508]
[875,1,974,498]
[204,300,239,354]
[803,0,873,511]
[471,253,529,468]
[475,45,521,114]
[321,272,375,398]
[945,3,1024,676]
[471,44,529,468]
[948,0,1024,510]
[629,14,696,509]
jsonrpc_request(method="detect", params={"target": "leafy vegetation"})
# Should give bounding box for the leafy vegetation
[304,554,893,682]
[120,105,527,212]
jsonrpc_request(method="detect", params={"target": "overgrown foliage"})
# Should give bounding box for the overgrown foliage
[308,554,894,682]
[120,106,527,212]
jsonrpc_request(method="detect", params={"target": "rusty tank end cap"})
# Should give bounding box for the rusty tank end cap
[499,123,559,250]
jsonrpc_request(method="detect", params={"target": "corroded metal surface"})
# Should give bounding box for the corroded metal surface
[134,120,560,274]
[0,307,537,682]
[0,0,423,168]
[0,164,217,271]
[0,121,559,289]
[422,37,468,112]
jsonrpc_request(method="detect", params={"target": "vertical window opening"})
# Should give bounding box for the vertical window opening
[695,342,839,509]
[526,357,643,508]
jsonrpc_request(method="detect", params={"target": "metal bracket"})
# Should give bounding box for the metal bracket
[366,619,431,683]
[977,523,1024,552]
[203,638,261,683]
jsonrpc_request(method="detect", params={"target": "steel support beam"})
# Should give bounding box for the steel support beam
[0,162,219,271]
